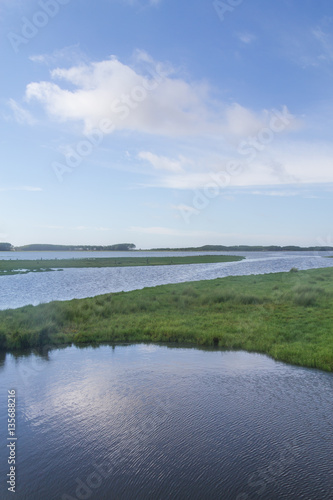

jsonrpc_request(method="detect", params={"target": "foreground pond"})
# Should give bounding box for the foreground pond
[0,344,332,499]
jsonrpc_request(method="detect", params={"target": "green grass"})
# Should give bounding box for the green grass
[0,267,333,372]
[0,254,243,276]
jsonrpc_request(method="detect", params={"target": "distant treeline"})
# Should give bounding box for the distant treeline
[0,243,136,252]
[150,245,333,252]
[2,242,333,252]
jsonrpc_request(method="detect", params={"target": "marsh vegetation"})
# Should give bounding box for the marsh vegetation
[1,267,332,371]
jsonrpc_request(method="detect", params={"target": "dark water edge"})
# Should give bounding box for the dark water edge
[1,344,333,499]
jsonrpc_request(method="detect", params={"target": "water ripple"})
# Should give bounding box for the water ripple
[1,345,333,499]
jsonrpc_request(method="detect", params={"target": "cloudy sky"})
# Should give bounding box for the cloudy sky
[1,0,333,247]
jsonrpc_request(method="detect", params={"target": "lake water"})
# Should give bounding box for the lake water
[0,344,332,499]
[0,251,333,310]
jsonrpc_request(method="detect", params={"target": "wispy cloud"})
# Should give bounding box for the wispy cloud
[141,138,333,190]
[29,45,88,67]
[312,25,333,63]
[284,18,333,69]
[237,32,256,44]
[250,190,299,197]
[138,151,189,172]
[7,99,36,125]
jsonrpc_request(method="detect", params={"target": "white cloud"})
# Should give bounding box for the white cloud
[23,53,295,141]
[138,151,189,172]
[25,55,216,136]
[18,52,327,192]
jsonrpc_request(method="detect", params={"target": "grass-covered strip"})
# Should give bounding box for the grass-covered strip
[0,267,332,371]
[0,254,243,276]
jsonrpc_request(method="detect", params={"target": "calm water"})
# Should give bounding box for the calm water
[0,344,332,499]
[0,251,333,310]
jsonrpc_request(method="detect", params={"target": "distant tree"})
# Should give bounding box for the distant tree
[105,243,136,251]
[0,242,13,251]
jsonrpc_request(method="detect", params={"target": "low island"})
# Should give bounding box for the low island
[0,254,243,276]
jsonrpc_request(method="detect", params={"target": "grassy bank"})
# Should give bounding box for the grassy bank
[0,254,243,276]
[0,267,332,371]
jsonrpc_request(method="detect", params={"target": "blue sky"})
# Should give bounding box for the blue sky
[1,0,333,248]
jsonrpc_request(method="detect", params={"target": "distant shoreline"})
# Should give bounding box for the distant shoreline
[1,243,333,252]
